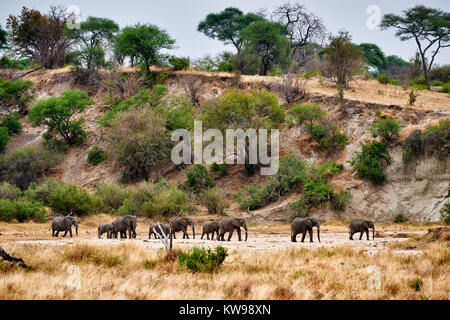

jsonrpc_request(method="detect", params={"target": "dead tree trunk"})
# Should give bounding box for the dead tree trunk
[0,246,29,269]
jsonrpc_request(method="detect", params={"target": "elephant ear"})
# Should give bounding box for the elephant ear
[362,221,370,228]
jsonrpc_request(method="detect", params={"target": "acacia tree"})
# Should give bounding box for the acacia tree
[7,6,73,69]
[115,24,175,78]
[381,5,450,90]
[358,43,386,72]
[72,16,119,70]
[240,21,291,76]
[323,31,364,87]
[0,78,34,116]
[197,7,264,70]
[271,2,326,66]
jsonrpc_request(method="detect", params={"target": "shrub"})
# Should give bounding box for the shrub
[0,199,46,223]
[0,127,9,152]
[199,188,226,215]
[377,74,400,85]
[267,68,283,77]
[408,89,419,106]
[0,182,21,200]
[64,243,124,267]
[302,179,333,208]
[350,141,391,185]
[28,90,93,145]
[289,103,325,129]
[169,56,190,70]
[87,145,107,166]
[440,202,450,225]
[143,184,189,217]
[211,162,228,177]
[0,78,34,116]
[370,118,402,143]
[438,82,450,94]
[186,164,215,193]
[178,246,228,273]
[236,184,267,210]
[1,115,22,134]
[0,145,61,190]
[394,213,408,223]
[94,183,130,213]
[331,189,351,211]
[49,184,102,216]
[24,180,62,205]
[309,121,348,153]
[408,278,423,292]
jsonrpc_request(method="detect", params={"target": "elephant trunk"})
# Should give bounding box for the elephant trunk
[372,227,375,240]
[192,224,195,239]
[244,223,248,241]
[317,227,321,243]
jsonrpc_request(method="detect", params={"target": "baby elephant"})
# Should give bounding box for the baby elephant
[201,220,220,240]
[149,223,170,239]
[98,224,114,239]
[349,219,375,240]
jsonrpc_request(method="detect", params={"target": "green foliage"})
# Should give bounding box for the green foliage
[87,145,107,166]
[440,202,450,225]
[0,78,34,115]
[0,145,61,190]
[211,162,229,177]
[438,82,450,94]
[0,56,37,70]
[236,183,267,210]
[309,122,349,153]
[240,21,291,76]
[28,90,93,145]
[268,68,283,77]
[358,43,386,71]
[0,198,46,223]
[370,118,402,142]
[408,278,423,292]
[0,182,22,200]
[1,114,23,134]
[186,164,215,193]
[192,52,236,72]
[289,103,325,129]
[49,184,102,216]
[394,213,408,223]
[115,23,175,78]
[331,189,351,211]
[377,74,400,85]
[169,56,190,70]
[94,183,130,213]
[429,65,450,83]
[178,246,228,273]
[0,127,8,152]
[199,188,227,215]
[0,26,7,49]
[302,179,333,208]
[350,141,392,185]
[24,179,62,205]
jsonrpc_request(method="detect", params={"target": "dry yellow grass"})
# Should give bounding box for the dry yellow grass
[0,239,448,300]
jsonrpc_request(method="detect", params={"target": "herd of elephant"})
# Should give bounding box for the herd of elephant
[50,215,376,242]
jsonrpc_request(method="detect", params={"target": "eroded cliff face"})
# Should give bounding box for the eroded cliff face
[4,68,449,222]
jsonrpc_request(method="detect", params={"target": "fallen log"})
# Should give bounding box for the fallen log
[0,246,29,269]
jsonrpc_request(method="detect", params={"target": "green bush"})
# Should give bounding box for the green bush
[377,74,400,85]
[441,202,450,225]
[94,183,130,213]
[236,183,267,210]
[0,78,34,116]
[438,82,450,94]
[394,213,408,223]
[143,184,189,217]
[302,179,333,208]
[87,145,107,166]
[0,199,46,223]
[309,122,349,153]
[49,184,102,216]
[408,278,423,292]
[199,188,227,215]
[370,118,402,142]
[350,141,391,185]
[331,189,351,211]
[24,180,62,205]
[186,164,215,193]
[0,182,22,200]
[0,145,61,190]
[0,127,9,152]
[178,246,228,273]
[211,162,228,177]
[289,103,325,128]
[267,68,283,77]
[169,56,190,70]
[1,115,22,134]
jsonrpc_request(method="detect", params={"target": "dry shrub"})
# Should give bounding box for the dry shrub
[272,285,295,300]
[179,75,205,105]
[101,71,145,101]
[272,73,306,105]
[63,243,125,267]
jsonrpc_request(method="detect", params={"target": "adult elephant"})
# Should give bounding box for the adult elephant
[149,223,170,239]
[349,220,375,240]
[201,220,220,240]
[171,217,195,239]
[218,217,248,241]
[51,215,79,238]
[98,224,114,239]
[291,217,321,243]
[112,216,137,239]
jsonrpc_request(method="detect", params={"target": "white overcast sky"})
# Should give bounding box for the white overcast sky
[1,0,449,65]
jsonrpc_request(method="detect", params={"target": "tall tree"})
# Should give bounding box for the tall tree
[381,5,450,89]
[115,24,175,78]
[72,16,119,70]
[7,6,73,69]
[240,21,291,76]
[358,43,386,71]
[271,2,326,65]
[0,26,7,50]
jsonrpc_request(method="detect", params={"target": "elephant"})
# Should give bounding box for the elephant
[201,220,220,240]
[171,217,195,239]
[51,215,79,238]
[291,217,321,243]
[111,216,137,239]
[349,220,375,240]
[149,223,170,239]
[98,224,114,239]
[218,217,248,241]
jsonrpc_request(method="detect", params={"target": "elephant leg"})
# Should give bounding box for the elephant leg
[207,233,210,240]
[63,230,68,237]
[349,231,354,240]
[201,232,204,240]
[366,230,370,240]
[309,229,313,243]
[359,232,363,240]
[227,230,234,241]
[184,228,189,239]
[52,229,55,237]
[173,232,176,239]
[211,232,214,241]
[55,231,59,237]
[237,227,242,241]
[301,232,306,243]
[291,232,297,242]
[69,229,73,238]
